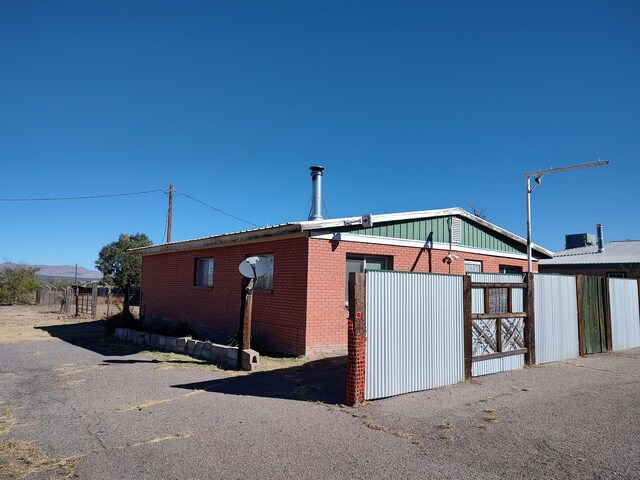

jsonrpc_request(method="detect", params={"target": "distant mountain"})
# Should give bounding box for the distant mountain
[0,263,102,282]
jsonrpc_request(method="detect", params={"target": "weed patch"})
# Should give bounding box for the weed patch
[437,423,455,430]
[0,405,18,436]
[0,441,79,479]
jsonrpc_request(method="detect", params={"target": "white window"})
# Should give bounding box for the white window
[195,258,214,287]
[346,255,390,300]
[250,254,274,290]
[500,265,523,274]
[464,260,483,273]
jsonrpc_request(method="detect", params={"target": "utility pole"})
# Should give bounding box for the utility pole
[167,184,173,243]
[525,160,609,271]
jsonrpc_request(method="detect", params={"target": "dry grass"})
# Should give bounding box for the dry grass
[477,424,491,430]
[0,440,79,479]
[483,408,496,414]
[259,355,309,371]
[440,434,454,441]
[392,431,416,439]
[53,364,106,376]
[480,396,494,402]
[60,380,86,388]
[116,390,204,412]
[483,414,499,423]
[362,418,388,432]
[128,431,193,447]
[0,306,89,345]
[0,405,18,436]
[142,351,224,372]
[437,423,456,430]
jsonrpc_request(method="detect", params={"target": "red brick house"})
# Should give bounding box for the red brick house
[134,206,552,355]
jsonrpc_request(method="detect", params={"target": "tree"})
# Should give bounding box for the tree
[0,263,40,305]
[95,233,152,313]
[468,203,490,221]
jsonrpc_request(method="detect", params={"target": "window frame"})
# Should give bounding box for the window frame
[346,255,391,301]
[247,254,274,291]
[499,265,523,275]
[194,258,214,288]
[464,260,483,274]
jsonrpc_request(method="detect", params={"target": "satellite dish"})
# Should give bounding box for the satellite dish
[239,256,271,279]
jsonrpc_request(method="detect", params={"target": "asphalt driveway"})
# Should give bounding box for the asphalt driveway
[1,307,639,479]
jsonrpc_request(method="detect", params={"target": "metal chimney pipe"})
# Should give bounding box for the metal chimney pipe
[309,166,324,221]
[596,224,605,253]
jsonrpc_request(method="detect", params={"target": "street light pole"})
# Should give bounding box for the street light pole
[525,160,609,272]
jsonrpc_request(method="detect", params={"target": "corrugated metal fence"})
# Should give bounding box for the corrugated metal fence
[360,271,640,402]
[609,278,640,350]
[534,274,579,364]
[365,271,464,400]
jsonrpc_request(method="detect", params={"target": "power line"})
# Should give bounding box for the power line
[0,189,166,202]
[174,190,261,228]
[1,185,261,230]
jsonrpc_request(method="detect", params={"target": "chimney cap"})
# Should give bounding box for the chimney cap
[309,166,324,175]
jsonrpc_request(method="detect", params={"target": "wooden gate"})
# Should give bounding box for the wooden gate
[464,274,535,378]
[578,276,609,354]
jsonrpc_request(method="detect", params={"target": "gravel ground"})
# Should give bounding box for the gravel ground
[1,306,639,479]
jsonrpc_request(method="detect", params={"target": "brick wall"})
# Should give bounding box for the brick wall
[142,233,536,356]
[305,238,534,352]
[141,236,309,355]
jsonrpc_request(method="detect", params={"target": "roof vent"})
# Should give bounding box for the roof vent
[451,218,462,244]
[565,233,595,250]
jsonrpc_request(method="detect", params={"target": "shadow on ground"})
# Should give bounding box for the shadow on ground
[36,321,143,356]
[172,355,347,405]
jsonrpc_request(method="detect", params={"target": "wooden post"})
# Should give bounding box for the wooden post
[638,279,640,324]
[576,275,585,356]
[524,272,536,366]
[238,277,254,367]
[242,280,254,350]
[91,283,98,318]
[167,184,173,243]
[463,275,473,380]
[346,272,367,406]
[604,277,613,352]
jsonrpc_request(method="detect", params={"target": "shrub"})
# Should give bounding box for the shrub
[158,321,193,338]
[105,311,142,335]
[0,264,40,305]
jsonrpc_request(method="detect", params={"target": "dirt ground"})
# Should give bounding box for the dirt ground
[0,306,92,345]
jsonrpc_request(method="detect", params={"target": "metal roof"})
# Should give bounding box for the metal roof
[133,207,553,257]
[539,240,640,265]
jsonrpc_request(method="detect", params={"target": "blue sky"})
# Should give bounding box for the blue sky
[1,0,638,271]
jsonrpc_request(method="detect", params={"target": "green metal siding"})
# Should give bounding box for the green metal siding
[338,217,451,243]
[460,218,522,253]
[335,215,526,254]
